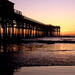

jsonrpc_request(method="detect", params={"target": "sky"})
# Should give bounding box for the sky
[10,0,75,35]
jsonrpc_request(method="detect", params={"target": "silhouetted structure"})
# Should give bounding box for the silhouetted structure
[0,0,60,40]
[0,67,21,75]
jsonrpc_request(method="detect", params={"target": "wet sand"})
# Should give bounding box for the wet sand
[0,37,75,75]
[14,66,75,75]
[1,43,75,67]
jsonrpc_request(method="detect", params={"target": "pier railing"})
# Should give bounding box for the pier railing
[14,9,22,15]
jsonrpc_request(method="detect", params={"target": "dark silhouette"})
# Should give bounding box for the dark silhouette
[0,67,21,75]
[0,0,60,42]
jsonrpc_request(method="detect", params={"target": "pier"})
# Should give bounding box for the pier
[0,0,60,40]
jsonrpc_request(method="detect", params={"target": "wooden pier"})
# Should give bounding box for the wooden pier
[0,0,60,40]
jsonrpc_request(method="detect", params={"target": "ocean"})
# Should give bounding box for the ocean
[0,37,75,75]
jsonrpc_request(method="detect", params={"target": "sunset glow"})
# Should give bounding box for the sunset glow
[10,0,75,35]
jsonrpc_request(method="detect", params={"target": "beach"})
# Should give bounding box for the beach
[14,66,75,75]
[0,0,75,74]
[0,37,75,75]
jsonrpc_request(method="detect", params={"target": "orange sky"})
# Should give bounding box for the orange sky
[9,0,75,35]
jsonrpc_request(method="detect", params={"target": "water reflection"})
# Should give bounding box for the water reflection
[0,44,21,52]
[0,43,75,66]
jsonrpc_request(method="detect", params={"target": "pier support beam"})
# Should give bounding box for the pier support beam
[0,24,1,39]
[22,23,24,38]
[12,20,14,39]
[2,17,6,39]
[33,26,34,38]
[0,17,2,39]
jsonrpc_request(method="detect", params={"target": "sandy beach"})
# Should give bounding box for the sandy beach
[14,66,75,75]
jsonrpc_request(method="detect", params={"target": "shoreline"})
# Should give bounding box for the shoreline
[1,38,75,44]
[1,66,75,75]
[14,66,75,75]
